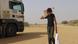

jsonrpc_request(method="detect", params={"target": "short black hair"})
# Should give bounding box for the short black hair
[47,8,52,12]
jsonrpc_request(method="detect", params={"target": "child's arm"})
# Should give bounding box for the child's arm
[40,16,45,19]
[54,16,58,33]
[40,15,49,19]
[40,10,49,19]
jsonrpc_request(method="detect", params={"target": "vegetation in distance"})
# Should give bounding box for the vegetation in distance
[61,20,78,26]
[24,22,30,27]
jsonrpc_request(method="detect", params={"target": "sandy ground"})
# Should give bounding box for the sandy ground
[0,24,78,44]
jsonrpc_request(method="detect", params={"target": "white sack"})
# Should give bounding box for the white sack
[55,33,60,44]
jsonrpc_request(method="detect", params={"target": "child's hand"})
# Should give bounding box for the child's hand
[40,16,45,19]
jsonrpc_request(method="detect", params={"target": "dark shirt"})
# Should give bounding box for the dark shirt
[45,14,55,26]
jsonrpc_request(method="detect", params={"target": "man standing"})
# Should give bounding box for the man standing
[40,8,57,44]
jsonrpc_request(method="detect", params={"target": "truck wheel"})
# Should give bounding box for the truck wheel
[0,25,6,38]
[6,24,17,37]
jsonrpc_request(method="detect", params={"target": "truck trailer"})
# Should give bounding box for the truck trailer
[0,0,24,37]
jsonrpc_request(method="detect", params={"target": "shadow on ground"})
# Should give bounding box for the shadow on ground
[0,32,47,44]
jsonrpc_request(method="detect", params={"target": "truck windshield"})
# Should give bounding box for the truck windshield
[13,5,22,11]
[9,1,24,14]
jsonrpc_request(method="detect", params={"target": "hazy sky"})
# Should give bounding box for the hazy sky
[23,0,78,24]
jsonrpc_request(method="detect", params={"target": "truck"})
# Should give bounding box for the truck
[0,0,24,37]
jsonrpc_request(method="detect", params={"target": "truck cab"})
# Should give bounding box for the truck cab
[0,0,24,37]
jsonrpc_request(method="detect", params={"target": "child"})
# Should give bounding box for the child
[40,8,57,44]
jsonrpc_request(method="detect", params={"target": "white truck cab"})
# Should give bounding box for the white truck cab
[0,0,24,37]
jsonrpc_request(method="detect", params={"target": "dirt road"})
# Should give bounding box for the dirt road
[0,24,78,44]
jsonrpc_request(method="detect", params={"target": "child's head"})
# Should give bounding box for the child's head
[47,8,52,14]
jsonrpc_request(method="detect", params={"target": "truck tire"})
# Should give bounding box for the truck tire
[0,25,6,38]
[6,24,17,37]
